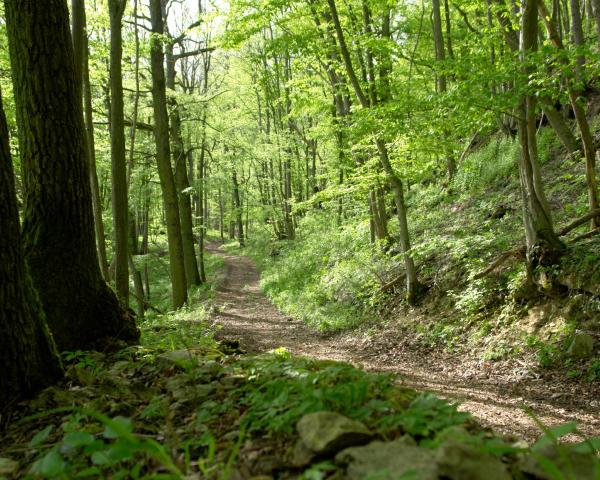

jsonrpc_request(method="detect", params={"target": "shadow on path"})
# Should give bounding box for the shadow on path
[206,242,600,442]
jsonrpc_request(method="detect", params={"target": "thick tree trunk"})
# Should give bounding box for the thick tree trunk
[108,0,129,305]
[149,0,188,308]
[4,0,139,351]
[0,89,63,410]
[166,44,201,286]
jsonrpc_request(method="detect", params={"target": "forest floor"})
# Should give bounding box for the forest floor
[206,242,600,443]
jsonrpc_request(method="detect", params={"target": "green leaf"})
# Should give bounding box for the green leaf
[102,416,133,439]
[91,450,112,466]
[76,466,102,477]
[572,437,600,454]
[28,425,54,448]
[29,449,65,477]
[63,431,95,448]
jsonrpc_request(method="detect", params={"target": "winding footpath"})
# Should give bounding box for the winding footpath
[207,243,600,442]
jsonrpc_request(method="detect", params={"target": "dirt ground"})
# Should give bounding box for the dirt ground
[207,243,600,443]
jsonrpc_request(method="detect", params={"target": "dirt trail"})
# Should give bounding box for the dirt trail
[207,243,600,442]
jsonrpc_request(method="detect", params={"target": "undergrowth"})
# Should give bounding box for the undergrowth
[234,128,599,369]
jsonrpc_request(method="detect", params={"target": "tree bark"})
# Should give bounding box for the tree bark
[166,43,201,286]
[0,88,63,410]
[232,169,245,247]
[327,0,421,302]
[149,0,188,308]
[108,0,129,306]
[517,0,565,273]
[4,0,139,351]
[80,10,110,281]
[539,0,600,229]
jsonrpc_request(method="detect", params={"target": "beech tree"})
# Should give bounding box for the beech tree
[149,0,188,308]
[0,88,63,410]
[4,0,139,350]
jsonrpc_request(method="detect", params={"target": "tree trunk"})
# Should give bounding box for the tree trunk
[166,44,201,286]
[518,0,565,273]
[539,0,600,228]
[149,0,188,308]
[0,88,63,410]
[232,170,245,247]
[4,0,138,350]
[591,0,600,47]
[84,45,110,282]
[108,0,129,306]
[327,0,421,302]
[197,145,207,282]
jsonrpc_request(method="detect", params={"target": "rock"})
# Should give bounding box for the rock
[0,457,18,476]
[165,375,214,403]
[520,443,597,480]
[158,349,197,367]
[335,437,438,480]
[296,411,372,456]
[567,333,595,358]
[288,439,316,468]
[435,441,511,480]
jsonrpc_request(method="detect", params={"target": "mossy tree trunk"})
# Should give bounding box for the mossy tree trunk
[0,88,63,410]
[4,0,139,351]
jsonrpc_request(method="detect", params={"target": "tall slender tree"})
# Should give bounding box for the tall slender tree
[516,0,564,274]
[4,0,139,350]
[166,40,202,286]
[149,0,188,308]
[108,0,130,305]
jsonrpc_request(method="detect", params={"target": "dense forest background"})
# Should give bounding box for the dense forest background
[1,0,600,477]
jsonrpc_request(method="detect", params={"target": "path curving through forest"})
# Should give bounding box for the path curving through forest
[207,242,600,442]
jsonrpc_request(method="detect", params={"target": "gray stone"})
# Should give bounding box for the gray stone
[296,411,372,456]
[520,443,597,480]
[0,458,18,476]
[335,437,438,480]
[165,375,214,402]
[435,441,511,480]
[567,333,595,358]
[158,349,198,367]
[288,439,316,468]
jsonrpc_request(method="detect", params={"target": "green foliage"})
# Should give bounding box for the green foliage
[27,412,181,479]
[240,212,394,331]
[451,136,519,194]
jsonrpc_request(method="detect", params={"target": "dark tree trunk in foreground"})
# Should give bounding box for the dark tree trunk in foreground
[0,88,63,410]
[4,0,139,351]
[149,0,188,308]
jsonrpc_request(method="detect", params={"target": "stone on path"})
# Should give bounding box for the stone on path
[567,333,595,358]
[335,437,438,480]
[296,411,372,456]
[435,441,511,480]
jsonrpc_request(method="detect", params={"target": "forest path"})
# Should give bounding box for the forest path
[206,242,600,442]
